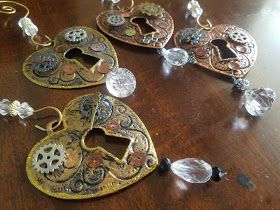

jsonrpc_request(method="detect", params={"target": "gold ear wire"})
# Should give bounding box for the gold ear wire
[33,106,62,132]
[196,15,212,30]
[0,1,29,17]
[117,0,134,12]
[31,35,53,49]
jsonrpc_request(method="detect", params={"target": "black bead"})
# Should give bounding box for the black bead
[211,166,224,182]
[158,158,172,172]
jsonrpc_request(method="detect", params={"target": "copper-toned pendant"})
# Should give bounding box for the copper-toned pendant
[96,2,174,48]
[23,27,118,89]
[26,93,158,199]
[174,24,257,78]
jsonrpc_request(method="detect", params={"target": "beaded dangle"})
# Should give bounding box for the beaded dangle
[158,158,227,183]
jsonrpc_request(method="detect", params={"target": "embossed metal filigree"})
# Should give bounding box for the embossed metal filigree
[174,24,257,78]
[26,93,158,199]
[96,3,174,48]
[23,27,118,89]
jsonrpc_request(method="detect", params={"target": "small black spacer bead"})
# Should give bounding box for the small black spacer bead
[158,158,172,172]
[211,166,225,182]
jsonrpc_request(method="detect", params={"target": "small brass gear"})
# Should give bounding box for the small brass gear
[139,3,164,17]
[32,143,65,174]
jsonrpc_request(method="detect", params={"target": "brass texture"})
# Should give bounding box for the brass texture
[26,93,158,199]
[96,3,174,49]
[23,26,118,89]
[174,24,257,78]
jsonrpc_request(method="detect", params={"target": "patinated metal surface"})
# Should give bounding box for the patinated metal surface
[96,3,174,49]
[23,27,118,89]
[26,93,158,199]
[174,24,257,78]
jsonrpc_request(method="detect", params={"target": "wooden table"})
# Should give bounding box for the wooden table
[1,0,280,209]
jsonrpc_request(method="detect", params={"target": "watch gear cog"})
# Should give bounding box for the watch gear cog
[228,28,249,44]
[32,143,65,174]
[107,15,126,26]
[64,28,88,43]
[31,52,58,76]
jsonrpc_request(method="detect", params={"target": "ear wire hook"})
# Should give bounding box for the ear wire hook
[0,1,53,48]
[31,35,53,48]
[33,106,63,132]
[0,0,29,17]
[196,14,212,30]
[117,0,134,12]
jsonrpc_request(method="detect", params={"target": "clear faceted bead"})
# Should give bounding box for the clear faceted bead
[18,17,38,37]
[171,158,212,183]
[190,7,203,18]
[0,99,11,116]
[18,102,34,119]
[18,17,32,28]
[244,88,276,116]
[24,24,38,37]
[187,0,199,10]
[161,48,189,66]
[106,67,136,98]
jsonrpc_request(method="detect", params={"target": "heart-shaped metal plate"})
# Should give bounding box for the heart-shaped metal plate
[23,27,118,89]
[26,93,158,199]
[174,24,257,78]
[96,3,174,48]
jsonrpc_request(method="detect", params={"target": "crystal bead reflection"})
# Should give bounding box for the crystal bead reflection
[106,67,136,98]
[161,48,189,66]
[244,88,276,116]
[171,158,212,183]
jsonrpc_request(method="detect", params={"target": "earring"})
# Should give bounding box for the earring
[0,1,118,89]
[96,0,174,48]
[172,0,257,78]
[0,93,158,199]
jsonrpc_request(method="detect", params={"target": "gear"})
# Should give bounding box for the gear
[32,143,65,174]
[31,52,58,77]
[228,28,249,44]
[107,15,126,26]
[64,28,88,43]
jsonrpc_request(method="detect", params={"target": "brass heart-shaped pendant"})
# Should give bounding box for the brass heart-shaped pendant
[96,2,174,48]
[26,93,158,199]
[23,27,118,89]
[174,24,257,78]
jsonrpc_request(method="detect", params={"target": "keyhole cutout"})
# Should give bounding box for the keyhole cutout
[65,48,100,69]
[84,128,130,159]
[131,18,157,34]
[211,39,237,60]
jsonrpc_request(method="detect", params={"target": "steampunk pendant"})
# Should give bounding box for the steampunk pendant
[174,24,257,78]
[26,93,158,199]
[23,27,118,88]
[96,2,174,48]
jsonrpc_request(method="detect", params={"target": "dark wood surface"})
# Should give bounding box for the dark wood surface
[1,0,280,209]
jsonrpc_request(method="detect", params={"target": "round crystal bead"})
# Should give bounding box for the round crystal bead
[161,48,189,66]
[244,88,276,116]
[106,67,136,98]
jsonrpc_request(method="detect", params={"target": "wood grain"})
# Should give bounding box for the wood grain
[0,0,280,209]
